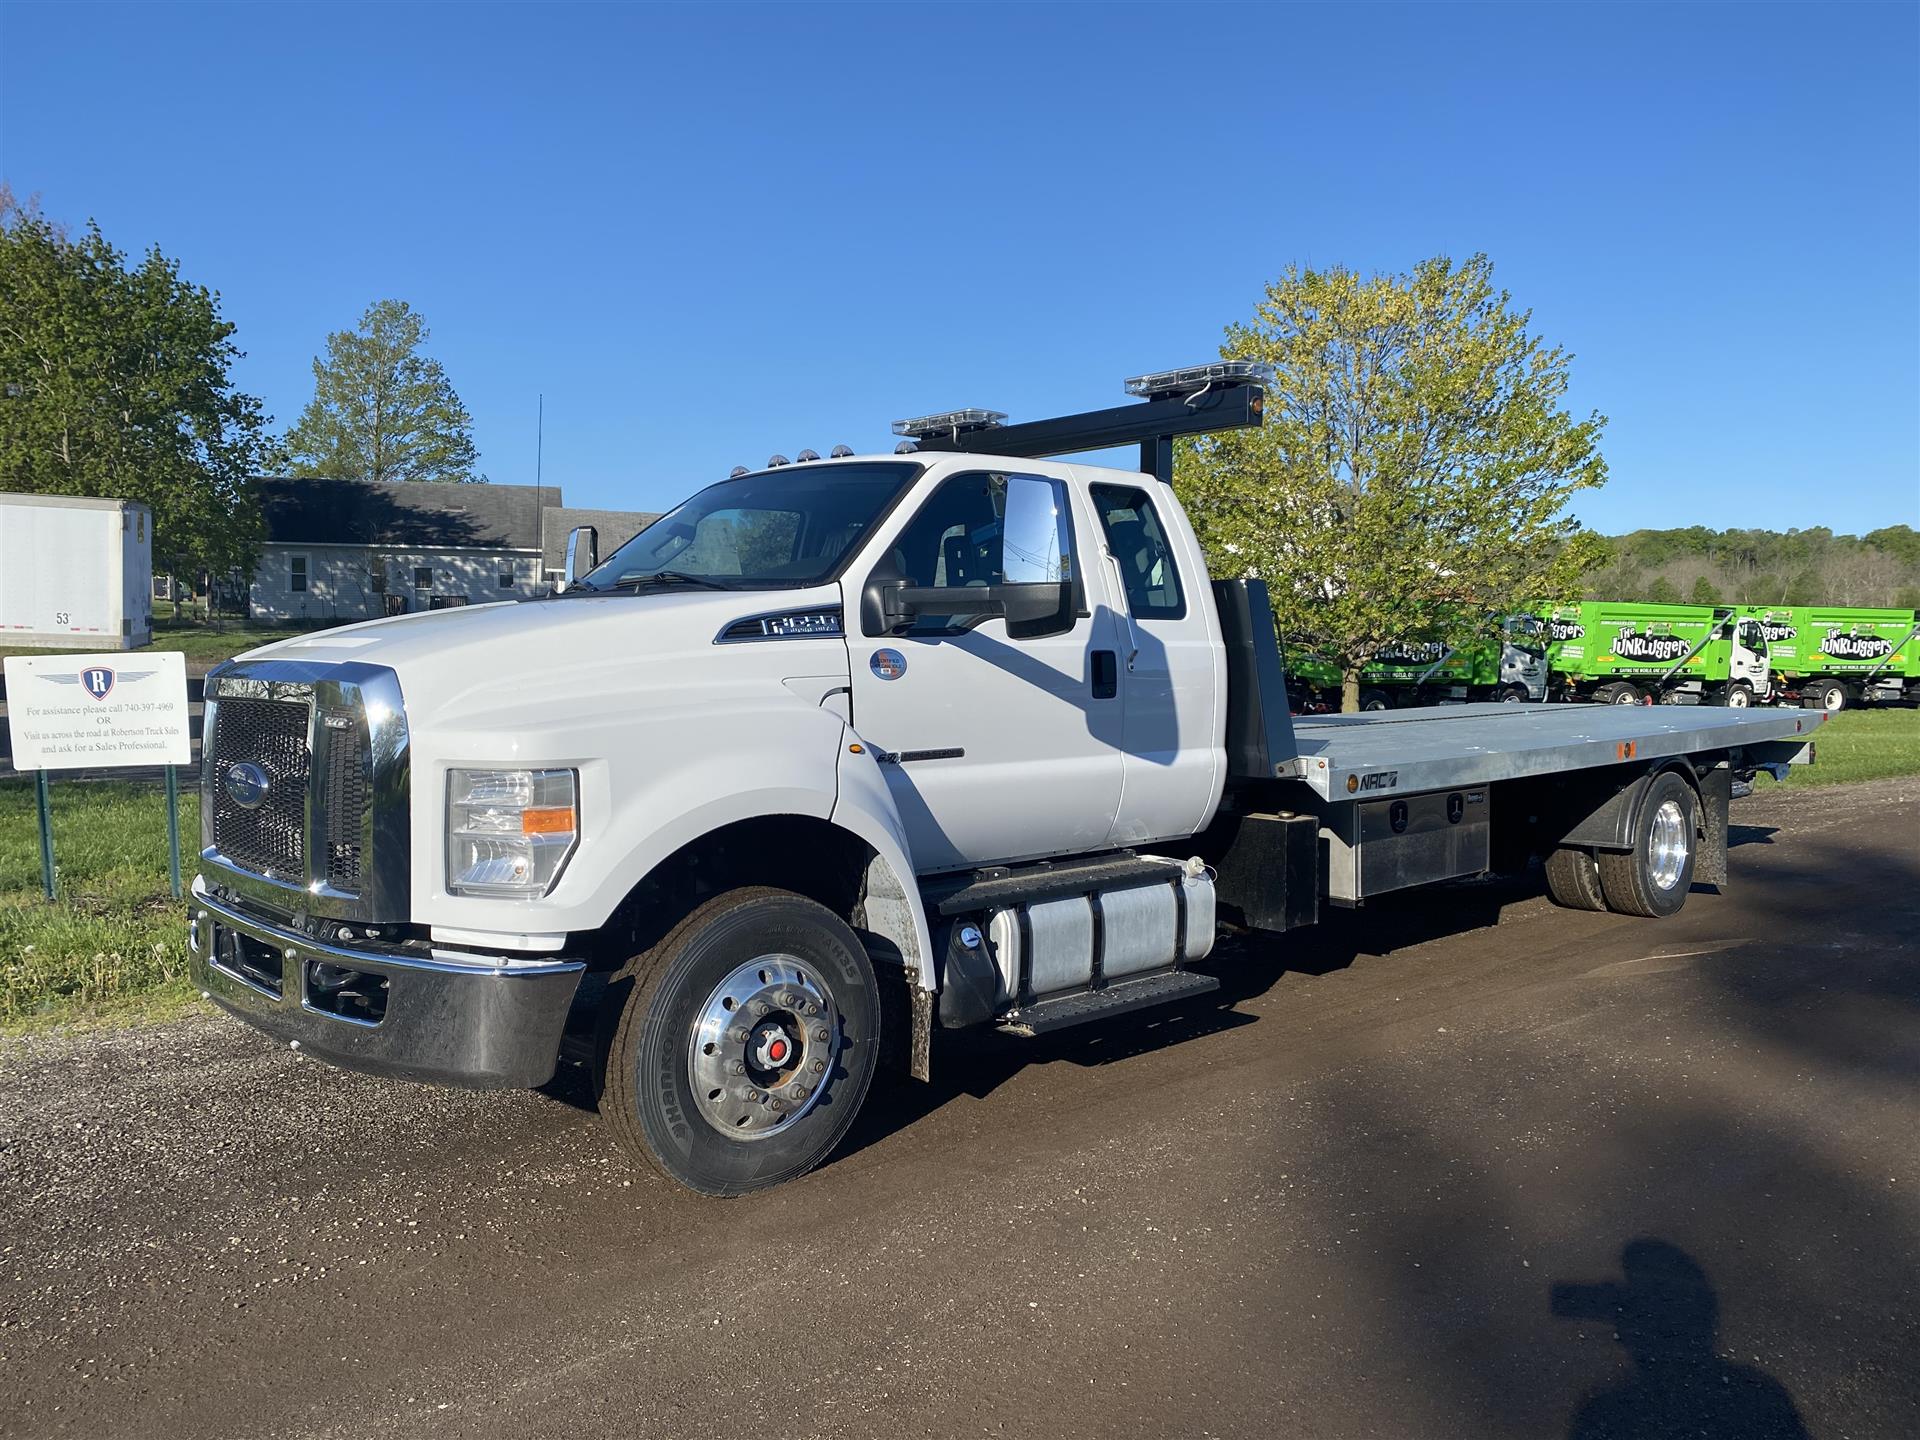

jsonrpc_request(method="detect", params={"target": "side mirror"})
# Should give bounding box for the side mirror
[561,525,598,592]
[866,580,1074,636]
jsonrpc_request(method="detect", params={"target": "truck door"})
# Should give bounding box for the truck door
[844,469,1126,873]
[1731,619,1771,698]
[1086,480,1223,845]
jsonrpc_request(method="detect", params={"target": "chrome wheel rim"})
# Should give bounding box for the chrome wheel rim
[687,955,839,1140]
[1727,687,1749,708]
[1613,688,1640,704]
[1647,799,1690,891]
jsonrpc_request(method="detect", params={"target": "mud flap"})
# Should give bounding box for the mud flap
[1695,763,1731,888]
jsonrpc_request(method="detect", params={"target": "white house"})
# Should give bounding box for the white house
[247,477,657,623]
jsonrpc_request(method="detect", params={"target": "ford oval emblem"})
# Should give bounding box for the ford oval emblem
[224,761,271,810]
[870,648,907,681]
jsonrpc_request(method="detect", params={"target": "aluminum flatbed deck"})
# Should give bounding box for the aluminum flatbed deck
[1288,703,1825,801]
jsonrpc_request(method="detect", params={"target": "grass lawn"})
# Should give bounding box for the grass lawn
[0,778,201,1031]
[1753,707,1920,789]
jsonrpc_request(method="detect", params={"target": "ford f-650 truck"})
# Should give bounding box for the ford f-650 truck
[187,365,1824,1195]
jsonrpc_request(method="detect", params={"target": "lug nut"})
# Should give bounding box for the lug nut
[810,1058,826,1074]
[729,1026,750,1045]
[726,1060,746,1076]
[788,1083,809,1100]
[766,1098,785,1114]
[813,1027,830,1043]
[802,1000,819,1016]
[740,1088,762,1103]
[775,990,798,1008]
[749,999,770,1017]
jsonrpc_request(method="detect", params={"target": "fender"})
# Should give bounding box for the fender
[831,735,937,992]
[414,700,853,936]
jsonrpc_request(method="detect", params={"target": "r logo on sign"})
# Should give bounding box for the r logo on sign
[82,667,116,700]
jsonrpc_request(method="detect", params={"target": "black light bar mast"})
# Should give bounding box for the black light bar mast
[909,378,1267,483]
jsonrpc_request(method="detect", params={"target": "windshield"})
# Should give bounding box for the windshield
[579,462,919,591]
[1504,614,1548,657]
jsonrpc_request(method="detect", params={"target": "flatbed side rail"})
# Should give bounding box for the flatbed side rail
[1287,703,1826,802]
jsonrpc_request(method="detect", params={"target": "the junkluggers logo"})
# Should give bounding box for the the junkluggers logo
[1610,629,1695,662]
[1820,631,1895,660]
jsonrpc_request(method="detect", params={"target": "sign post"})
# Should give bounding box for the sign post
[3,653,194,902]
[35,768,55,900]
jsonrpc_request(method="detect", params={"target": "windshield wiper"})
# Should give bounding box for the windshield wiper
[610,571,736,592]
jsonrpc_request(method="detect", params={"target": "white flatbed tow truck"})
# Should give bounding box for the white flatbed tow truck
[186,364,1823,1193]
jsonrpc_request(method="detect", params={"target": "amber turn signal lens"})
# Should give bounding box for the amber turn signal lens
[520,806,576,835]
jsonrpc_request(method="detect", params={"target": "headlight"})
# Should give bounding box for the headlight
[447,768,578,896]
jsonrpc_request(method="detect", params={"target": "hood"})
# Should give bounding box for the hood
[236,589,850,728]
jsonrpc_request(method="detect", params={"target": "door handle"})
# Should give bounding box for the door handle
[1092,650,1118,699]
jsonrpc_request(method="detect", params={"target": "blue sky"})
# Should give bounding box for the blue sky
[1,1,1915,534]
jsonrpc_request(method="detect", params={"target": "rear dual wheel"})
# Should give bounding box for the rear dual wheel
[600,887,881,1196]
[1596,772,1698,918]
[1544,846,1607,911]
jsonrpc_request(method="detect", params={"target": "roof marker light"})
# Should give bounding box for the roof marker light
[830,444,854,458]
[796,448,820,463]
[767,454,790,467]
[1123,361,1277,401]
[729,465,750,478]
[890,407,1008,441]
[894,440,918,454]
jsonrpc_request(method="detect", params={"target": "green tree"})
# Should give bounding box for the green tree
[1647,576,1683,605]
[1177,254,1607,710]
[0,187,273,579]
[1689,574,1722,606]
[287,299,484,483]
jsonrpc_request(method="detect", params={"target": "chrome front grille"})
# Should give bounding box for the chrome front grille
[322,719,367,891]
[209,697,311,880]
[201,660,410,923]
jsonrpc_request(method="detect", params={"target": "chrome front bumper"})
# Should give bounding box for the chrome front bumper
[187,882,585,1089]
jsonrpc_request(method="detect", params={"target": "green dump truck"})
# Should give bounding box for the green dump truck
[1541,602,1773,706]
[1741,606,1920,710]
[1353,615,1549,709]
[1276,615,1547,711]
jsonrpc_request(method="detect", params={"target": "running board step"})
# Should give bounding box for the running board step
[999,970,1220,1037]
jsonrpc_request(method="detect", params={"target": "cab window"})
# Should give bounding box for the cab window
[888,471,1073,632]
[1090,484,1185,619]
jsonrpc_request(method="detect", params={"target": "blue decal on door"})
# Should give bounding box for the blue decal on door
[870,648,907,681]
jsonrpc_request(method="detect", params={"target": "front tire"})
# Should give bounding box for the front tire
[1816,681,1851,712]
[1597,772,1698,918]
[1601,683,1644,706]
[601,886,881,1196]
[1723,681,1753,708]
[1360,688,1393,712]
[1498,683,1531,703]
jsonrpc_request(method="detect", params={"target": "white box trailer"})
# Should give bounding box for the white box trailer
[0,492,154,650]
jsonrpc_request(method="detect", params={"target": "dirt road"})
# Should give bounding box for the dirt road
[3,779,1917,1439]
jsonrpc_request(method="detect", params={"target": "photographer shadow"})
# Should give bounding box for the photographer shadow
[1554,1238,1808,1440]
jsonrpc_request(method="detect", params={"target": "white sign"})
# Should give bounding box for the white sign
[3,652,192,771]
